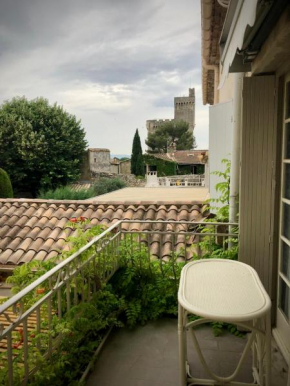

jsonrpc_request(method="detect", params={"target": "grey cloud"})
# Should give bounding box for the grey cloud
[55,47,199,85]
[0,0,206,153]
[0,0,153,52]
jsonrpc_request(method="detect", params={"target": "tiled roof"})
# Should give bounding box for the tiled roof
[70,183,92,191]
[0,199,207,266]
[152,150,208,165]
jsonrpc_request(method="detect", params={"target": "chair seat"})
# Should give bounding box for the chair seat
[178,259,271,322]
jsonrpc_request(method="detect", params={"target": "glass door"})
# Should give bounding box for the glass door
[276,73,290,362]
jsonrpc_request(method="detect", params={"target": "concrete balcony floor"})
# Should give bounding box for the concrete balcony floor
[86,318,288,386]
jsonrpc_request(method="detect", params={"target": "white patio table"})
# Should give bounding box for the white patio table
[178,259,271,386]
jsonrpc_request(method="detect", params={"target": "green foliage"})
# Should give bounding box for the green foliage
[143,154,176,176]
[0,96,87,196]
[135,153,145,176]
[2,222,118,385]
[93,177,127,196]
[145,120,196,153]
[0,287,122,386]
[177,165,192,175]
[111,237,184,328]
[195,159,239,261]
[131,129,145,176]
[0,168,13,198]
[209,158,231,221]
[38,186,95,200]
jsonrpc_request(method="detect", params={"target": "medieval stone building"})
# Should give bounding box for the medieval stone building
[174,88,195,133]
[146,88,195,136]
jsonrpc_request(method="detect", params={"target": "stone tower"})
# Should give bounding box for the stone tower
[174,88,195,133]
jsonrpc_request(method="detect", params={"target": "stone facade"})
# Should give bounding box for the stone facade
[146,119,174,135]
[146,88,195,137]
[81,148,111,179]
[110,158,131,175]
[91,172,145,187]
[81,150,132,179]
[120,159,131,174]
[89,149,111,173]
[174,88,195,133]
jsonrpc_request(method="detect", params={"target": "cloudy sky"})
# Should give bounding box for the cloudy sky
[0,0,208,154]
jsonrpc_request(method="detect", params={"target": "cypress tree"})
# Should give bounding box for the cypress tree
[131,129,144,176]
[135,154,145,176]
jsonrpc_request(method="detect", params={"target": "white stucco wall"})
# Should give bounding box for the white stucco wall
[218,73,234,104]
[209,100,233,208]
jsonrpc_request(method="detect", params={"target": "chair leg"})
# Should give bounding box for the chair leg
[265,312,271,386]
[178,303,187,386]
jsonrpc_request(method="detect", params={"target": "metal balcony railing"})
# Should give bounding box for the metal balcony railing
[0,220,238,385]
[158,174,205,187]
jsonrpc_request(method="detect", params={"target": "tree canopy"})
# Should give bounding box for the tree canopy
[0,97,87,195]
[131,129,145,176]
[145,120,196,153]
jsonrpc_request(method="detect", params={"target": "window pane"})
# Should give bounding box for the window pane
[283,203,290,240]
[279,279,290,320]
[282,241,290,281]
[286,82,290,120]
[285,123,290,159]
[284,164,290,199]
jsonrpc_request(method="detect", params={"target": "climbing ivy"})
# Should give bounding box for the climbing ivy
[143,154,176,176]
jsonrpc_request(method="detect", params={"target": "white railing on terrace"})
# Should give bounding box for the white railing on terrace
[158,174,205,187]
[0,220,238,385]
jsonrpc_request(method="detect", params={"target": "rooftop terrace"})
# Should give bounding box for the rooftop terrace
[90,187,209,204]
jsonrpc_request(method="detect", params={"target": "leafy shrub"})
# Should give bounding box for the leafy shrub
[93,177,126,196]
[0,96,87,195]
[111,237,184,328]
[209,158,231,221]
[38,186,95,200]
[0,168,13,198]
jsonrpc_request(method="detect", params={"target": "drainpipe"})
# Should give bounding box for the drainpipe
[229,73,243,224]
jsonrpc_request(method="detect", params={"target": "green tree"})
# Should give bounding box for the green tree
[145,120,196,153]
[0,97,87,196]
[135,153,145,176]
[0,168,13,198]
[131,129,144,176]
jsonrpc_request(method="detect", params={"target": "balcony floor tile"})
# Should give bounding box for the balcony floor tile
[86,318,288,386]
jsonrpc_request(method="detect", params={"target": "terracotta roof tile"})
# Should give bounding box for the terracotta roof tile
[9,249,25,265]
[0,215,10,227]
[152,150,208,165]
[0,199,208,266]
[1,249,14,264]
[0,225,11,238]
[0,237,12,250]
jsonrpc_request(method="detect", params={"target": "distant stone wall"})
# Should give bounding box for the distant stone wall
[80,148,111,180]
[120,160,131,174]
[146,119,174,135]
[89,149,110,173]
[91,172,145,187]
[110,163,119,174]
